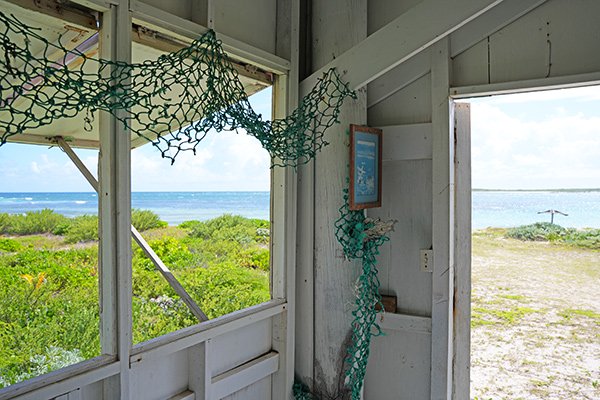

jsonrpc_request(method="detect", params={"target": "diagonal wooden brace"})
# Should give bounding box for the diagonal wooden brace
[55,136,209,322]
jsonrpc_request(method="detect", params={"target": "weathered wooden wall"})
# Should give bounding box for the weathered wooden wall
[5,1,600,399]
[311,0,368,393]
[361,1,600,399]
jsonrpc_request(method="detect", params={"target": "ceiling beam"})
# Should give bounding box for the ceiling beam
[367,0,548,108]
[6,133,100,149]
[300,0,506,95]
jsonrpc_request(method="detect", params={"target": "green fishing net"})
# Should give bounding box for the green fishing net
[334,188,388,399]
[0,10,355,166]
[293,188,390,400]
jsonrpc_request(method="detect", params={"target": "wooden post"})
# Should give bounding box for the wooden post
[310,0,367,394]
[98,2,132,398]
[271,0,300,396]
[430,37,454,400]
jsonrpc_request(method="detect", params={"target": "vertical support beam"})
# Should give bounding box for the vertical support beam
[98,1,132,398]
[293,0,314,383]
[188,341,211,400]
[311,0,366,393]
[272,1,300,397]
[430,38,454,400]
[452,103,471,399]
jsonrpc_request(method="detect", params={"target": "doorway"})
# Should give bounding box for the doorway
[455,86,600,399]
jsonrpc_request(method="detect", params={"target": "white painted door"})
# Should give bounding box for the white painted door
[452,102,472,400]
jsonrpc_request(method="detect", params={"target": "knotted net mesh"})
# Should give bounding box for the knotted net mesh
[334,189,388,399]
[0,10,355,166]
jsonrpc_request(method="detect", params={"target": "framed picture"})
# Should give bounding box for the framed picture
[349,124,382,210]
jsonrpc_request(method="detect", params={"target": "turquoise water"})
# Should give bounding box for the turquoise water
[0,192,270,225]
[1,191,599,228]
[472,190,600,229]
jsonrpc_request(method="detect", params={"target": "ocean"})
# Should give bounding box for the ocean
[1,191,599,229]
[0,192,270,225]
[472,190,600,229]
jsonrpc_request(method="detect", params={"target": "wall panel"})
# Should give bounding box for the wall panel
[222,376,271,400]
[367,0,424,35]
[452,0,600,87]
[209,320,272,377]
[368,74,432,126]
[364,329,431,399]
[130,350,189,400]
[368,158,432,316]
[211,0,277,54]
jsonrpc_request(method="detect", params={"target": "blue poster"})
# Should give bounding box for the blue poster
[354,131,379,204]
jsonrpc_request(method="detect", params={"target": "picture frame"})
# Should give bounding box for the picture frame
[349,124,382,210]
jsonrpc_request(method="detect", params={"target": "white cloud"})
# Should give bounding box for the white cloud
[469,84,600,105]
[130,130,270,191]
[470,99,600,189]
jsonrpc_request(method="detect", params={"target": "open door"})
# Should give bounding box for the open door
[452,102,472,399]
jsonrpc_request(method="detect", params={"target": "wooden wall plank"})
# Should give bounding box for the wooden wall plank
[452,102,472,399]
[221,376,271,400]
[188,343,208,400]
[130,350,189,400]
[368,74,432,126]
[430,38,454,400]
[368,158,433,316]
[452,0,600,87]
[301,0,505,92]
[209,321,272,378]
[380,124,432,161]
[211,352,279,399]
[311,0,367,393]
[367,0,550,107]
[211,0,277,54]
[367,0,423,35]
[379,312,432,335]
[364,330,431,399]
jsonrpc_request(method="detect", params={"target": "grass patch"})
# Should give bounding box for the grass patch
[473,305,537,325]
[559,308,600,322]
[498,294,528,302]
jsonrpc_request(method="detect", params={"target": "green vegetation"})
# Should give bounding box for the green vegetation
[131,208,169,232]
[0,209,168,245]
[472,305,537,326]
[507,223,600,249]
[559,308,600,322]
[0,213,270,388]
[0,209,68,235]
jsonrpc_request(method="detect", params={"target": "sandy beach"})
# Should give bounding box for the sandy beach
[471,229,600,400]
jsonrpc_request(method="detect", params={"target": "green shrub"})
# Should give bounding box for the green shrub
[237,247,270,271]
[64,215,98,243]
[561,228,600,249]
[507,223,600,249]
[0,209,68,235]
[131,209,167,232]
[187,214,269,244]
[507,223,568,241]
[133,236,195,272]
[179,220,201,230]
[0,238,22,252]
[0,214,10,234]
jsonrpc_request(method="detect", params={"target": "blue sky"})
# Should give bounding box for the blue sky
[0,88,272,192]
[1,85,600,192]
